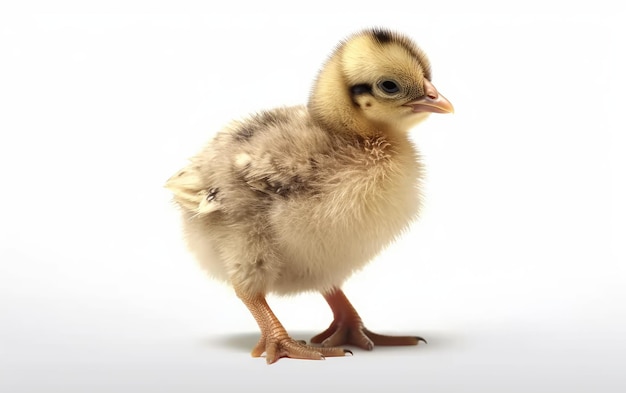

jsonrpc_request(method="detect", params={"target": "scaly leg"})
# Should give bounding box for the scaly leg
[236,288,350,364]
[310,288,426,350]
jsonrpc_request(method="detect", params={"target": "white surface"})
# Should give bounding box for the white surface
[1,4,625,392]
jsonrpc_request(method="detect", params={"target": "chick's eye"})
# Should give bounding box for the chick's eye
[379,80,400,94]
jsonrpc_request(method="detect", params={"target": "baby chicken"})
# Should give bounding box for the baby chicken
[166,28,453,364]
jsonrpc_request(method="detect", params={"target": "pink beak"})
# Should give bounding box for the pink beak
[405,79,454,114]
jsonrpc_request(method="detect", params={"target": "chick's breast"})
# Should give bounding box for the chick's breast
[168,106,423,295]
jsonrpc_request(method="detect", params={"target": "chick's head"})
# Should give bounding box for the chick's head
[310,29,453,136]
[345,29,453,132]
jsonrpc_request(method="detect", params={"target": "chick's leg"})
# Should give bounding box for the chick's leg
[311,288,426,350]
[236,289,349,364]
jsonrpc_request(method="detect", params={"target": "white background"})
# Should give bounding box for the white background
[1,2,625,392]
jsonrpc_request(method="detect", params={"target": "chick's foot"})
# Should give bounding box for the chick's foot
[310,288,426,350]
[253,332,349,364]
[237,289,349,364]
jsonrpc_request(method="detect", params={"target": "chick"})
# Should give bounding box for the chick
[165,28,453,364]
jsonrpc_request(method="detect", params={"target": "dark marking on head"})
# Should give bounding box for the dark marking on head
[350,84,372,96]
[371,29,393,44]
[351,84,373,108]
[365,101,372,108]
[367,28,432,80]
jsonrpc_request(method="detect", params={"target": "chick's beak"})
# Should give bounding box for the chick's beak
[405,79,454,114]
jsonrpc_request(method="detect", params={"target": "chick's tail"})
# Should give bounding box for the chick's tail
[164,165,219,215]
